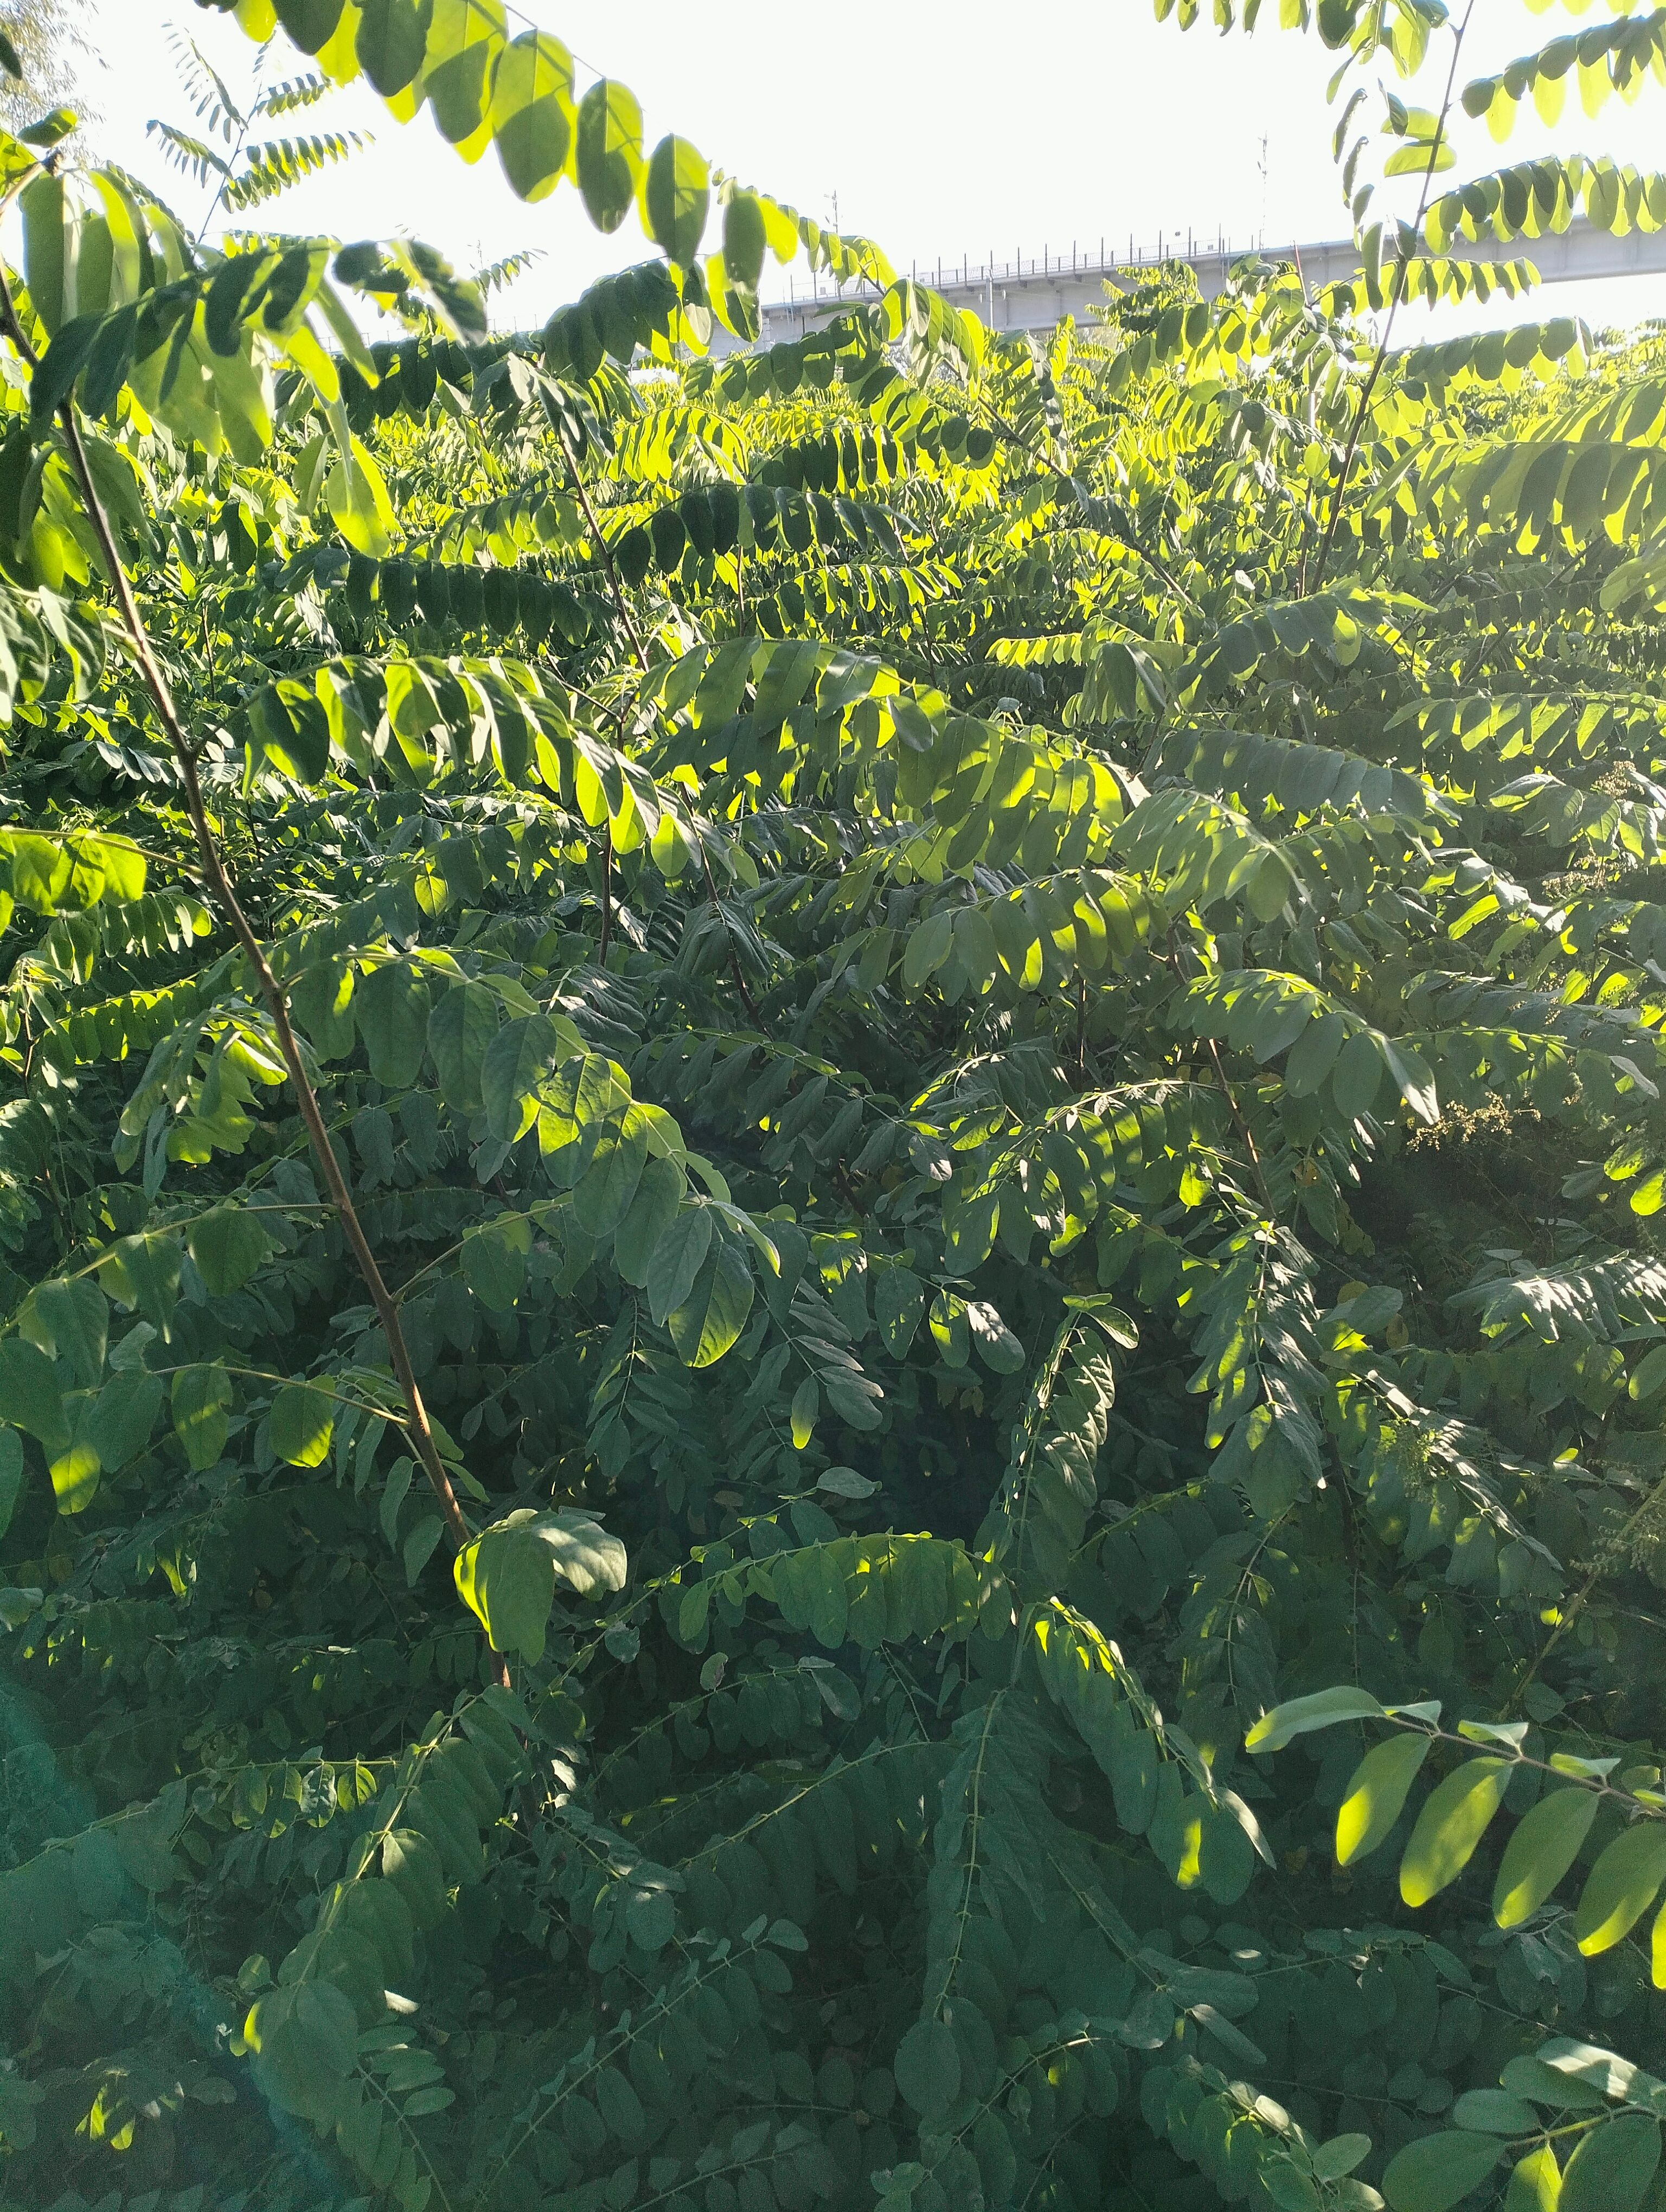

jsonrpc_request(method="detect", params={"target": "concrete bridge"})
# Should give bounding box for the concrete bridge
[722,216,1666,352]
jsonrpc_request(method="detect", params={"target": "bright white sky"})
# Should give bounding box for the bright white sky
[72,1,1666,341]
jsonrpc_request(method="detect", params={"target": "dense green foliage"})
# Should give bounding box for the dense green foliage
[15,3,1666,2209]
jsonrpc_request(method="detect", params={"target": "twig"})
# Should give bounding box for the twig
[1,273,479,1578]
[1204,1033,1272,1211]
[692,818,768,1034]
[1507,1444,1665,1714]
[552,418,648,674]
[552,432,766,1028]
[552,417,648,963]
[1308,0,1476,595]
[1162,929,1272,1211]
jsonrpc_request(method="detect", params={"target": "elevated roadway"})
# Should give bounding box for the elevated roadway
[719,217,1666,354]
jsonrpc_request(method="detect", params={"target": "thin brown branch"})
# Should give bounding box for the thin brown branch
[4,273,478,1573]
[552,418,649,675]
[1308,0,1475,596]
[553,430,766,1029]
[1507,1439,1665,1715]
[1204,1033,1273,1212]
[553,418,645,969]
[692,819,768,1034]
[598,822,614,961]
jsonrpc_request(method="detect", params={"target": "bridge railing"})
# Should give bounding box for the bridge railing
[783,233,1266,305]
[742,217,1666,344]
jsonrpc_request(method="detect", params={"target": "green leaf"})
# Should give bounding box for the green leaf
[817,1465,877,1499]
[49,1430,100,1515]
[85,1369,163,1473]
[613,1155,684,1287]
[1245,847,1296,923]
[1630,1342,1666,1401]
[1451,2090,1539,2136]
[403,1513,445,1586]
[595,2066,645,2140]
[454,1516,553,1660]
[325,434,394,556]
[0,1338,67,1456]
[29,312,102,425]
[0,1427,20,1540]
[271,1381,335,1468]
[1399,1756,1512,1908]
[8,832,69,912]
[96,1232,182,1334]
[643,134,709,266]
[423,0,506,147]
[1262,2172,1320,2212]
[1494,1786,1599,1929]
[491,29,574,201]
[18,1278,107,1389]
[575,78,643,233]
[245,1979,358,2125]
[186,1206,274,1296]
[790,1374,818,1448]
[481,1012,568,1141]
[1560,2114,1660,2212]
[572,1105,651,1237]
[462,1217,530,1310]
[875,1265,926,1355]
[1504,2147,1562,2212]
[1331,1028,1385,1121]
[110,1794,186,1890]
[614,523,651,587]
[381,1827,447,1928]
[381,1457,413,1548]
[928,1290,970,1368]
[647,1206,714,1327]
[1312,2135,1372,2180]
[1382,2131,1502,2212]
[893,2016,960,2120]
[723,191,767,289]
[535,1504,627,1591]
[668,1239,754,1368]
[76,835,145,904]
[1380,1035,1439,1126]
[1573,1821,1666,1956]
[273,0,347,57]
[206,266,273,369]
[966,1298,1026,1374]
[251,680,330,781]
[1285,1008,1347,1097]
[172,1364,234,1472]
[540,1051,629,1164]
[356,961,430,1086]
[1245,1686,1385,1753]
[355,0,432,96]
[1534,2038,1662,2105]
[427,980,501,1114]
[904,909,954,989]
[676,1580,710,1648]
[20,172,66,336]
[454,1505,627,1660]
[1385,142,1456,176]
[1336,1729,1431,1866]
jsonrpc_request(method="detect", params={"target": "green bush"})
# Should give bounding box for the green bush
[5,3,1666,2208]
